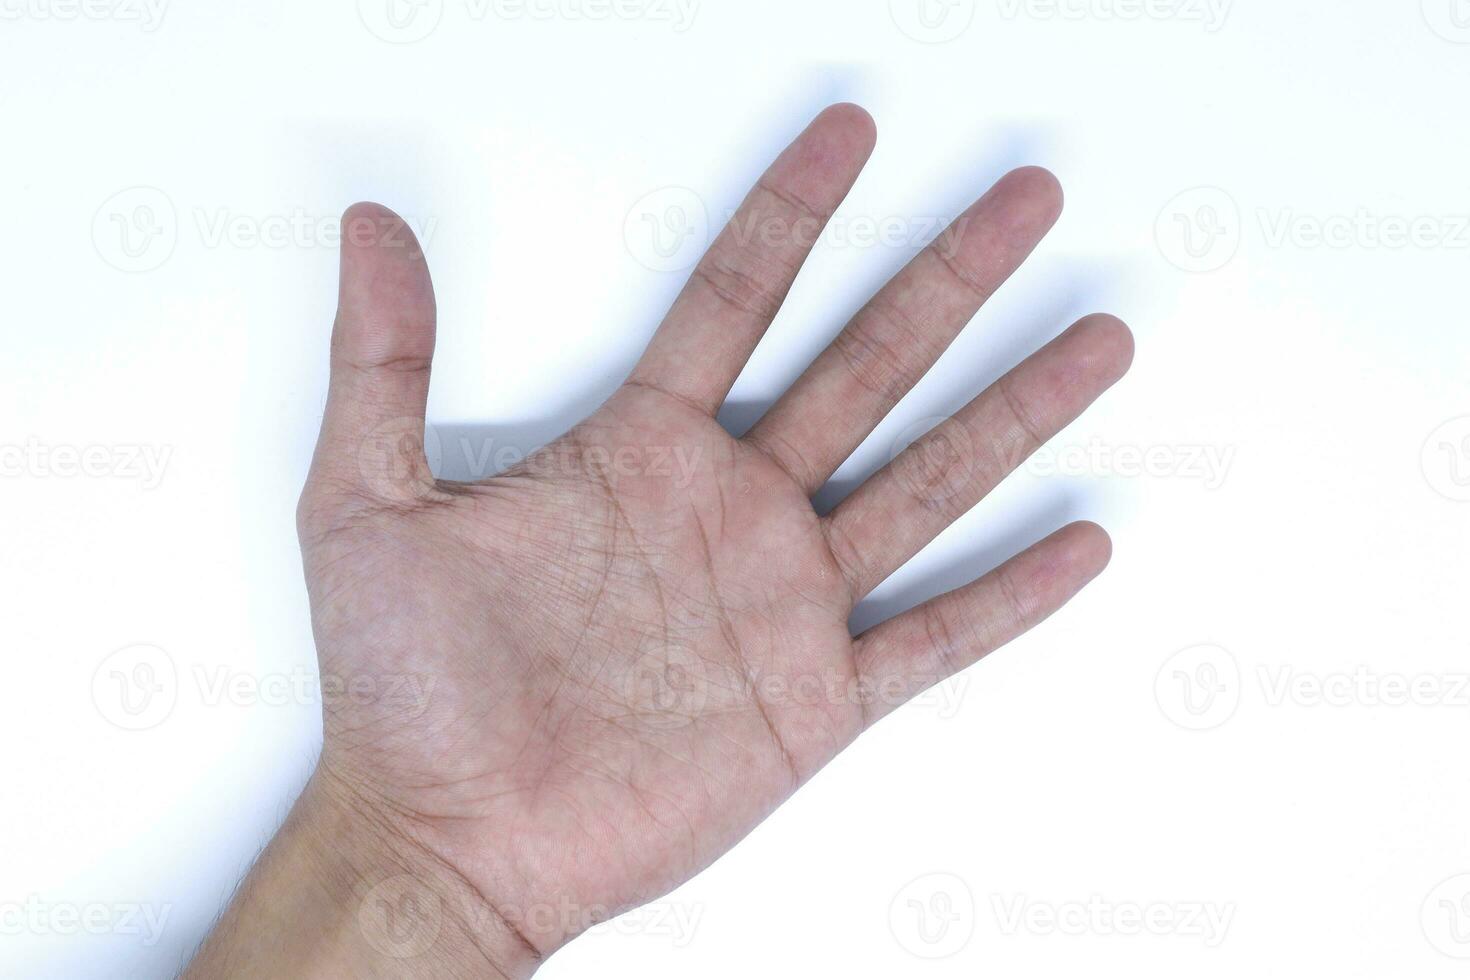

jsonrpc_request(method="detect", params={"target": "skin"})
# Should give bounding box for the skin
[184,104,1133,978]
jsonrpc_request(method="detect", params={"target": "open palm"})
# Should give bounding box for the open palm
[296,104,1132,972]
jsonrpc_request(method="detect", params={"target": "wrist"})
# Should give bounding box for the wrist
[185,765,541,980]
[301,765,544,979]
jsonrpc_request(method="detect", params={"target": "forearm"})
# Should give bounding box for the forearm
[183,770,539,980]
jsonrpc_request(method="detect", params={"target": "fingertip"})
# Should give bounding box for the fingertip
[339,201,427,263]
[1001,165,1064,221]
[1073,312,1136,378]
[341,201,396,244]
[342,200,394,223]
[765,103,877,210]
[1061,520,1113,574]
[799,104,876,168]
[332,200,436,370]
[972,166,1063,243]
[812,102,878,156]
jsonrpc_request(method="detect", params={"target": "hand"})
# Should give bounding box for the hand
[190,103,1133,978]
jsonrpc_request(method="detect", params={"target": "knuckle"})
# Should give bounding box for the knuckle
[993,372,1048,451]
[921,603,966,678]
[831,299,933,404]
[692,249,787,322]
[820,517,867,604]
[755,176,828,228]
[746,427,821,494]
[928,245,992,302]
[994,563,1037,634]
[891,419,981,513]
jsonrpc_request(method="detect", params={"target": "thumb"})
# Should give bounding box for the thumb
[307,201,438,505]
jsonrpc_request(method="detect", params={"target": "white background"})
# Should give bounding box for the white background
[3,0,1470,976]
